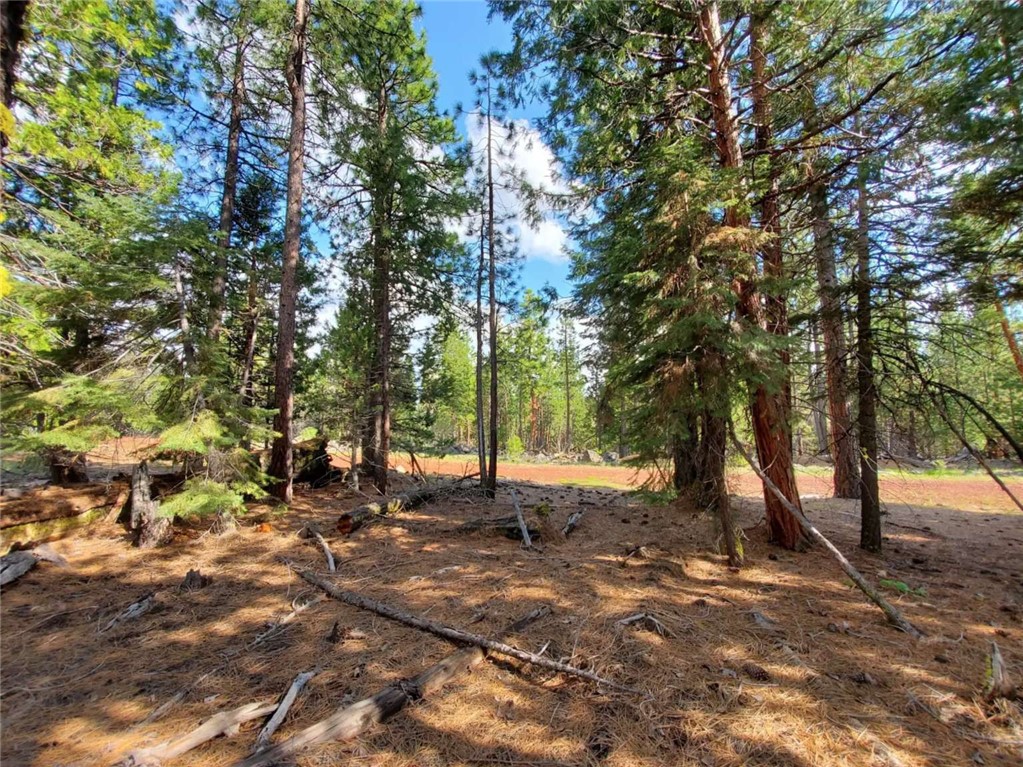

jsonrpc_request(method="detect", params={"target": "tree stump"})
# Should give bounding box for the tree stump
[130,462,171,549]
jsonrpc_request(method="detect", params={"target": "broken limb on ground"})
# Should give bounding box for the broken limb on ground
[1,454,1021,767]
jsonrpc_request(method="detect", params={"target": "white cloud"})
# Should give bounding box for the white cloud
[463,113,571,264]
[517,218,568,263]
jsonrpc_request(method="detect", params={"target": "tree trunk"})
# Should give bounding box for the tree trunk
[671,416,699,492]
[485,84,499,498]
[1,0,28,159]
[475,205,488,487]
[809,173,860,497]
[268,0,308,504]
[808,322,830,455]
[563,315,572,451]
[208,33,246,343]
[855,163,882,553]
[130,462,171,549]
[995,299,1023,385]
[699,1,807,550]
[751,12,791,419]
[700,408,742,568]
[237,252,260,408]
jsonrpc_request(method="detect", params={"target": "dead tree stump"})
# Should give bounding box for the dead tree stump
[129,462,171,549]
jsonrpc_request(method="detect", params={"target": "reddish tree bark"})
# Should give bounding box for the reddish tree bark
[700,1,807,550]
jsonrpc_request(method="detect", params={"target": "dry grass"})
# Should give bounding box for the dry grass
[1,472,1021,767]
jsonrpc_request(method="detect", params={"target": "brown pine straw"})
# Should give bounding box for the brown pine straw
[1,466,1020,767]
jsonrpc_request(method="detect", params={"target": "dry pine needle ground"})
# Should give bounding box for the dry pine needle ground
[1,472,1021,767]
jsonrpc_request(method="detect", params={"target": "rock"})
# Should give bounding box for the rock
[395,465,407,475]
[534,452,550,463]
[602,451,619,463]
[582,449,603,463]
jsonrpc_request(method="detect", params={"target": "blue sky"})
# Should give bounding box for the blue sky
[418,0,575,300]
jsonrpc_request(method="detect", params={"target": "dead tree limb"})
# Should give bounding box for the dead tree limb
[729,425,924,639]
[286,561,641,693]
[121,701,276,766]
[924,379,1023,464]
[299,526,335,571]
[510,487,533,549]
[336,478,470,535]
[232,607,551,767]
[928,389,1023,513]
[100,592,160,634]
[562,511,584,537]
[253,669,318,753]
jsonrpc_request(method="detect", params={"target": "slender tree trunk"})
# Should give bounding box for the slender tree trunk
[563,315,572,451]
[855,163,881,552]
[238,253,260,408]
[367,87,393,495]
[208,35,246,343]
[809,174,860,497]
[174,258,195,373]
[485,85,498,498]
[699,1,807,550]
[476,207,487,486]
[268,0,308,503]
[808,321,830,455]
[995,299,1023,384]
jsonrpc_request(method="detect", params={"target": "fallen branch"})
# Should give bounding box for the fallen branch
[135,595,325,728]
[561,511,584,538]
[729,425,924,639]
[120,701,276,766]
[510,487,533,549]
[299,526,336,572]
[336,478,470,535]
[253,669,318,753]
[233,607,551,767]
[286,561,641,693]
[100,592,160,634]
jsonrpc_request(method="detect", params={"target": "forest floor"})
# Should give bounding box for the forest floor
[1,444,1022,766]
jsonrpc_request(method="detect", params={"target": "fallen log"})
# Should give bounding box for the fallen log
[0,550,36,586]
[233,607,552,767]
[729,425,924,639]
[337,478,469,534]
[454,514,540,541]
[0,544,69,586]
[253,669,318,753]
[120,700,276,766]
[287,561,641,693]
